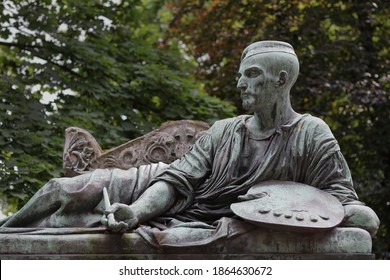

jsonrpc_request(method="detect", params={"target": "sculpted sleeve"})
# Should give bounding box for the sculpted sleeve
[303,118,362,205]
[149,121,223,214]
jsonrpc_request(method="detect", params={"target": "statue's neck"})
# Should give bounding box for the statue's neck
[248,96,297,138]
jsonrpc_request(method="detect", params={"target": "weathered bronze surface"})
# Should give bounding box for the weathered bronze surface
[231,181,345,232]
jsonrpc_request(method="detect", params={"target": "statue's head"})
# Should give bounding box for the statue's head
[237,41,300,112]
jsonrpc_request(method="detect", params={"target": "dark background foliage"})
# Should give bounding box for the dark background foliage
[1,0,389,257]
[0,0,234,210]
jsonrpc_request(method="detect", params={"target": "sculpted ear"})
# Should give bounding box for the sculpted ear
[276,70,288,87]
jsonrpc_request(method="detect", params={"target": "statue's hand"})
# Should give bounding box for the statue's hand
[101,203,139,232]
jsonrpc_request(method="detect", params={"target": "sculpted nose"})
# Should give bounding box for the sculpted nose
[237,77,247,91]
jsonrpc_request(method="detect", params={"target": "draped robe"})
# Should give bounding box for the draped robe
[156,114,359,223]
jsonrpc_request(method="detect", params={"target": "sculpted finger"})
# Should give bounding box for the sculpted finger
[110,221,129,233]
[238,192,268,201]
[104,204,118,215]
[100,215,108,226]
[117,221,129,231]
[107,214,118,230]
[107,220,121,232]
[126,217,139,230]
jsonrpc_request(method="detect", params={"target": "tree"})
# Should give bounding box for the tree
[0,0,235,213]
[166,0,390,257]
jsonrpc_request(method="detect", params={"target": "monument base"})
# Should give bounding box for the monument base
[0,227,374,260]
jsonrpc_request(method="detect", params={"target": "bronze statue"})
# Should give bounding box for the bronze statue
[0,41,379,246]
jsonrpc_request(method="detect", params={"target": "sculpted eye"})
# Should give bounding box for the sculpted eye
[246,68,260,78]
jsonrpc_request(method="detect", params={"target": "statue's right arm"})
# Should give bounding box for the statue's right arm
[147,120,226,214]
[102,120,225,231]
[102,180,176,232]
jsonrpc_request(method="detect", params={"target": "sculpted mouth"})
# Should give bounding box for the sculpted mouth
[241,91,251,98]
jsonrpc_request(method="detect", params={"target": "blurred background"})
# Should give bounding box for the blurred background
[0,0,389,257]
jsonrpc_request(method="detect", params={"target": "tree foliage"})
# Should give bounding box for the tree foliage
[1,0,389,258]
[167,0,390,257]
[0,0,234,212]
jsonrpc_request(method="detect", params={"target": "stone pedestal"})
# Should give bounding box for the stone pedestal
[0,227,373,259]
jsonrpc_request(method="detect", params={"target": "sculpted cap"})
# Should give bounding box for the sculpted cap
[241,41,297,61]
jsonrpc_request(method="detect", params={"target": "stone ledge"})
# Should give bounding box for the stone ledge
[0,227,373,260]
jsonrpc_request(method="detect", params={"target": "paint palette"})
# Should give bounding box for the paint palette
[231,181,345,232]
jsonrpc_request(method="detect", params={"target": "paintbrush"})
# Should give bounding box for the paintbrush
[103,187,116,227]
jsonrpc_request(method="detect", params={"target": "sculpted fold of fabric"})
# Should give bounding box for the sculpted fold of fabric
[2,163,169,228]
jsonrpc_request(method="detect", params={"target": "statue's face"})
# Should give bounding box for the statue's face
[237,55,278,112]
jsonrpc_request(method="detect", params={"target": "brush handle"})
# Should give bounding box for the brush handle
[103,187,116,226]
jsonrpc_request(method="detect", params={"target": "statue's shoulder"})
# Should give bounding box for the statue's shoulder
[297,114,335,137]
[208,115,250,135]
[295,114,340,153]
[211,115,250,128]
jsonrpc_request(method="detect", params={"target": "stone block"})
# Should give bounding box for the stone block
[0,227,373,259]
